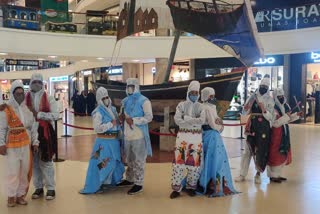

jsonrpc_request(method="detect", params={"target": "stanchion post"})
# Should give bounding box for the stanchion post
[54,120,65,162]
[61,108,72,138]
[237,115,245,151]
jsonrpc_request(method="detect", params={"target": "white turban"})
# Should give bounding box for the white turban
[273,88,285,98]
[126,78,140,94]
[188,81,200,93]
[260,77,270,87]
[201,87,215,102]
[30,73,44,84]
[96,87,110,106]
[10,80,24,96]
[273,88,286,115]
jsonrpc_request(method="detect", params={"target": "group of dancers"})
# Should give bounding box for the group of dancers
[0,75,300,208]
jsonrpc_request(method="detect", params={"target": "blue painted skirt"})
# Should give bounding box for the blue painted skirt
[80,138,125,194]
[198,130,239,197]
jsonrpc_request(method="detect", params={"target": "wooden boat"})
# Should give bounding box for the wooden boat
[95,69,245,120]
[166,0,243,35]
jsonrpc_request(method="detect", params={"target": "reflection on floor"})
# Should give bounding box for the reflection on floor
[1,124,320,214]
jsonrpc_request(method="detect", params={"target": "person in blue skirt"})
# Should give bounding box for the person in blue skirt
[198,87,239,197]
[80,87,125,194]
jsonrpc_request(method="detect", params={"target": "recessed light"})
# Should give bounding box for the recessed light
[0,53,8,55]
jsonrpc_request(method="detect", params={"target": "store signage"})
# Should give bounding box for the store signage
[311,52,320,62]
[50,76,68,82]
[254,57,276,65]
[109,68,123,75]
[5,59,39,66]
[254,3,320,32]
[83,70,92,75]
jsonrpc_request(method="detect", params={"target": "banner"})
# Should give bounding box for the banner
[40,0,69,23]
[254,3,320,32]
[168,0,263,66]
[117,0,174,40]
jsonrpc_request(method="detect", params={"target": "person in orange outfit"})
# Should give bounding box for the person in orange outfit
[0,80,39,207]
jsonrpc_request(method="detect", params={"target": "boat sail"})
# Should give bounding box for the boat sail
[95,0,263,118]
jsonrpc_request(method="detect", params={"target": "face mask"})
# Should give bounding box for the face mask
[189,95,198,103]
[31,83,43,92]
[103,99,109,107]
[208,97,217,105]
[127,86,134,95]
[278,97,285,104]
[14,93,25,105]
[259,87,268,95]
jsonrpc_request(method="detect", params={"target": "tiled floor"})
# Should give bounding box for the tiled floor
[1,121,320,213]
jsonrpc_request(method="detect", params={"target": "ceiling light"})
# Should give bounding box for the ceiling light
[132,60,140,62]
[97,57,105,60]
[0,53,8,55]
[81,60,88,62]
[38,58,45,61]
[48,55,57,59]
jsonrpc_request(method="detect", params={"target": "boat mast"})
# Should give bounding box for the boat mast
[163,29,181,83]
[212,0,219,13]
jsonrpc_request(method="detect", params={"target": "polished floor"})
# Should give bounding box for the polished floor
[1,122,320,213]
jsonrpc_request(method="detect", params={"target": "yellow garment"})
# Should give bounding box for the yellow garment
[4,105,30,148]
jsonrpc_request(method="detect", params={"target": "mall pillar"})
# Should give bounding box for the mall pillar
[122,63,142,82]
[189,59,196,80]
[154,58,169,84]
[288,53,309,123]
[153,29,170,84]
[315,90,320,123]
[283,55,290,98]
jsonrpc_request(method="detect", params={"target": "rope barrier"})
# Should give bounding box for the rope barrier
[62,122,94,131]
[67,109,88,116]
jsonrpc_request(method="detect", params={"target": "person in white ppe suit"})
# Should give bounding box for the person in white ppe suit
[0,80,39,207]
[198,87,239,197]
[267,88,301,183]
[117,78,153,195]
[80,87,125,194]
[25,73,59,200]
[170,80,206,199]
[235,76,275,184]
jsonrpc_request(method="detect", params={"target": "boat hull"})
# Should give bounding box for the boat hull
[95,71,244,119]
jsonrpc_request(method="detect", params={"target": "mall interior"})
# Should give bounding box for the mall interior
[1,0,320,213]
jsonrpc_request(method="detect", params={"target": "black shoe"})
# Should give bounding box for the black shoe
[279,177,287,181]
[170,191,180,199]
[127,185,143,195]
[196,185,204,193]
[205,188,214,196]
[116,180,134,187]
[270,177,282,183]
[46,190,56,200]
[185,189,196,197]
[32,188,44,199]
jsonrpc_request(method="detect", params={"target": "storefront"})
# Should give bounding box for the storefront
[194,56,285,120]
[49,75,69,109]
